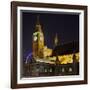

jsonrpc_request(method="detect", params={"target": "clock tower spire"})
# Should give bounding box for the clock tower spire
[36,15,40,25]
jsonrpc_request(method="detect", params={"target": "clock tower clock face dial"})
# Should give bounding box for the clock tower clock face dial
[34,36,37,41]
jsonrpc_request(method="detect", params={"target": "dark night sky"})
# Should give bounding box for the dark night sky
[22,11,79,57]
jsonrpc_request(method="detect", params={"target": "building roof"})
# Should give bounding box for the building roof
[52,41,79,56]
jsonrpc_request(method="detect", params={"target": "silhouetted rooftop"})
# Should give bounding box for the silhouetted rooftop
[52,41,79,56]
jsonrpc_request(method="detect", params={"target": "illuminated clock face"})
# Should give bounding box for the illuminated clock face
[34,36,37,41]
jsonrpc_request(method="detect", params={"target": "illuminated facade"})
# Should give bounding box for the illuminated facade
[43,46,52,58]
[32,16,79,64]
[47,52,79,64]
[32,16,52,59]
[32,16,44,58]
[23,16,79,77]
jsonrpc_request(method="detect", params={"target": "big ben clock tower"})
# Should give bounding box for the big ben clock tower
[32,16,44,58]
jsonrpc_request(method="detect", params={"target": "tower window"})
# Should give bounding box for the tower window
[62,68,65,72]
[69,67,72,72]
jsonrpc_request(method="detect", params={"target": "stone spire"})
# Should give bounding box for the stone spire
[54,33,58,46]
